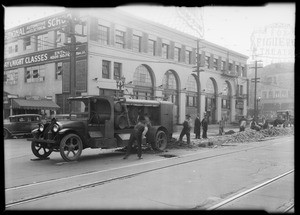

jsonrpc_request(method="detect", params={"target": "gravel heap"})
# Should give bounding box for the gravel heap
[167,127,294,149]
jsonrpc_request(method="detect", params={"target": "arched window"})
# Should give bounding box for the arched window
[186,75,197,107]
[221,82,231,109]
[206,78,215,94]
[133,65,154,100]
[163,70,177,90]
[133,65,153,87]
[186,75,197,92]
[162,70,179,124]
[222,82,229,96]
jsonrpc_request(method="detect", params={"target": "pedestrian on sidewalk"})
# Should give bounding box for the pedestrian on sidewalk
[201,113,208,139]
[194,114,201,139]
[219,117,225,135]
[123,115,149,160]
[179,114,192,145]
[239,116,247,132]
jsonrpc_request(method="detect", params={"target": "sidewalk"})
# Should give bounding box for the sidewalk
[172,124,240,140]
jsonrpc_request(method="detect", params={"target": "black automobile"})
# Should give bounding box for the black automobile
[4,114,41,139]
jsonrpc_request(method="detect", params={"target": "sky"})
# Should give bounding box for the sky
[4,4,295,64]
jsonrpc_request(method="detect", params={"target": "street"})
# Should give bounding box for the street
[4,134,294,211]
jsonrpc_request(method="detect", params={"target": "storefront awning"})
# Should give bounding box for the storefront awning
[12,99,60,110]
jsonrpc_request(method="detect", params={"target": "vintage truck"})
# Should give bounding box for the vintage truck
[27,95,174,161]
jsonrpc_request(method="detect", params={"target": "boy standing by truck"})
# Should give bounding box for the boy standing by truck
[123,115,149,160]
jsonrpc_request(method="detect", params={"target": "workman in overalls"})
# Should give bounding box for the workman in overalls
[123,115,149,160]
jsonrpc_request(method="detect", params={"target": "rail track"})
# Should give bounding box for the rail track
[5,139,294,210]
[207,169,294,212]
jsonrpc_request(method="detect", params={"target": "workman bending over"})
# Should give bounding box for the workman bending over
[123,115,149,160]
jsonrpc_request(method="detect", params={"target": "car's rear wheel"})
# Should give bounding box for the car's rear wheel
[31,142,53,159]
[4,129,10,139]
[60,133,83,162]
[151,130,168,151]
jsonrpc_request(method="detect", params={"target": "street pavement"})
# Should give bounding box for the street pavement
[7,136,294,210]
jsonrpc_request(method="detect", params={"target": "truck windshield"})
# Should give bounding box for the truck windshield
[69,100,89,120]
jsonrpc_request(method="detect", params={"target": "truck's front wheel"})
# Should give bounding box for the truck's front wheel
[31,142,52,159]
[152,130,168,151]
[60,133,83,161]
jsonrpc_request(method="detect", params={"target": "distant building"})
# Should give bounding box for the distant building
[247,62,294,119]
[4,8,248,124]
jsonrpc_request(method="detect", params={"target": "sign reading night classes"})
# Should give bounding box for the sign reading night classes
[4,44,87,70]
[5,11,72,41]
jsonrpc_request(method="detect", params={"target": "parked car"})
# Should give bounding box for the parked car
[268,110,294,127]
[4,114,42,139]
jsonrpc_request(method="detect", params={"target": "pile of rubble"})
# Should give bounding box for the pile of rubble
[167,127,294,149]
[223,126,294,144]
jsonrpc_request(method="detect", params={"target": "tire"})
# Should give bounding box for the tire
[31,141,53,159]
[152,130,168,151]
[60,133,83,162]
[4,129,10,139]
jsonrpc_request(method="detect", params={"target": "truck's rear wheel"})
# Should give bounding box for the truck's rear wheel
[60,133,83,161]
[152,130,167,151]
[31,142,52,159]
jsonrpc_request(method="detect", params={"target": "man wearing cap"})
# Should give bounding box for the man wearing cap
[194,114,201,139]
[201,113,208,139]
[123,115,149,159]
[179,114,192,145]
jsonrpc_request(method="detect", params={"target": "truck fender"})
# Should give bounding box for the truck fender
[146,126,168,143]
[58,128,86,144]
[58,128,72,135]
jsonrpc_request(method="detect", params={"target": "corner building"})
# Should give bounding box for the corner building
[4,8,248,124]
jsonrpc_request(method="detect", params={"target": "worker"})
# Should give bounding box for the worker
[179,114,192,145]
[239,116,247,132]
[123,115,149,160]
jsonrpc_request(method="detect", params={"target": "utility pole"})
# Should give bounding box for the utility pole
[250,60,263,121]
[69,18,77,98]
[62,11,86,101]
[196,39,200,115]
[194,39,205,116]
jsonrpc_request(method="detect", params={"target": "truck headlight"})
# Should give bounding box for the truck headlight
[39,124,44,132]
[52,124,59,133]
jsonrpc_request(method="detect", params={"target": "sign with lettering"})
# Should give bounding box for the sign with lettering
[250,23,294,66]
[4,43,87,70]
[5,11,72,41]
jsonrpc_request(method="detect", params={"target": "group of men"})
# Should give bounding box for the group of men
[178,113,208,145]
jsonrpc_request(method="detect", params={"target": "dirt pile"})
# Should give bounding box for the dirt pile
[224,127,294,144]
[167,127,294,149]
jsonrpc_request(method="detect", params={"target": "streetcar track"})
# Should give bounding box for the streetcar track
[283,204,294,213]
[207,169,294,211]
[6,143,271,191]
[6,139,293,208]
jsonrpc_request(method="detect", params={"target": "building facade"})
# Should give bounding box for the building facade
[247,62,294,119]
[4,9,248,124]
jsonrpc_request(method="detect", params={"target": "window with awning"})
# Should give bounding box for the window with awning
[12,99,60,110]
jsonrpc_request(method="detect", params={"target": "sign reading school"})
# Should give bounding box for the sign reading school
[5,11,72,41]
